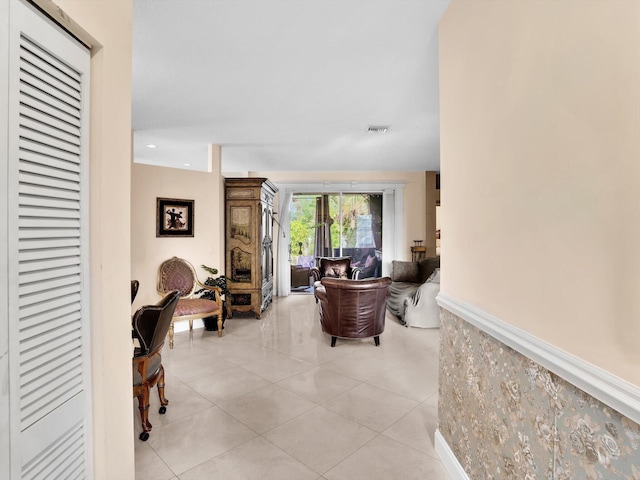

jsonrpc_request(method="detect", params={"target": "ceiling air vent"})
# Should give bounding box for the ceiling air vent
[367,125,389,133]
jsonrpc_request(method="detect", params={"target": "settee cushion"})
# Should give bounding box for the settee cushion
[391,261,420,283]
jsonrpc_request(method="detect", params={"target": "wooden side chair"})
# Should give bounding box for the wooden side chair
[132,290,180,441]
[157,256,223,348]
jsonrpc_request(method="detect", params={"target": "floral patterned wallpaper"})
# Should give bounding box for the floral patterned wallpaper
[438,308,640,480]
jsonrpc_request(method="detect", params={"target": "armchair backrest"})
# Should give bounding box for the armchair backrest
[320,276,391,300]
[132,290,180,356]
[316,277,392,339]
[158,256,199,298]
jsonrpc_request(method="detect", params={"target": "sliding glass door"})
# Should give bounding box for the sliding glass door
[289,192,383,279]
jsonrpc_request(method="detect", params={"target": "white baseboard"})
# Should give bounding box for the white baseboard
[172,318,204,333]
[437,293,640,426]
[435,429,469,480]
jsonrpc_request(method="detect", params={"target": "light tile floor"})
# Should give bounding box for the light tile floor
[134,293,449,480]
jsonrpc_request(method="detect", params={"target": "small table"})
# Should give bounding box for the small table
[411,246,426,263]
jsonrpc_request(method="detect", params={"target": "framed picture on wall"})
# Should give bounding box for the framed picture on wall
[156,197,194,237]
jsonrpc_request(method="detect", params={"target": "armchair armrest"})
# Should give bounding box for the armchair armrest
[349,267,362,280]
[197,282,222,294]
[314,283,327,303]
[310,266,322,282]
[195,281,223,307]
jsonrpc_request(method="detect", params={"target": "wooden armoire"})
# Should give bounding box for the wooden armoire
[224,178,278,319]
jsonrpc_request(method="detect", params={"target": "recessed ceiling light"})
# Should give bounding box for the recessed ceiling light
[183,163,191,167]
[146,144,157,149]
[367,125,389,133]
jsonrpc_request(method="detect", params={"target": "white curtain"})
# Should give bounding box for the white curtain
[276,188,293,296]
[382,187,402,277]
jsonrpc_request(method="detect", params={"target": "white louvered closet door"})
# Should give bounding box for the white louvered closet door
[4,1,91,478]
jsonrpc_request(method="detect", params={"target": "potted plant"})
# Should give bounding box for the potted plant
[197,264,229,331]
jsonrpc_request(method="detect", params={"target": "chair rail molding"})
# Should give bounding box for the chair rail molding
[437,292,640,426]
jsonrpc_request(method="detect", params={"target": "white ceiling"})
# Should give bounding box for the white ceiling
[132,0,450,173]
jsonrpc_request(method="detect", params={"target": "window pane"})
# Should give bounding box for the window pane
[289,195,317,264]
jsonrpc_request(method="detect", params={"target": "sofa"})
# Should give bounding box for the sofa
[387,257,440,328]
[291,265,312,287]
[290,255,314,288]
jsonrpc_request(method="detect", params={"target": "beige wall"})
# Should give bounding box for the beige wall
[250,170,429,261]
[131,148,224,310]
[49,0,134,478]
[440,1,640,385]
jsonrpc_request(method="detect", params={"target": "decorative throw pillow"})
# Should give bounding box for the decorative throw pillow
[391,261,420,283]
[364,254,376,268]
[427,267,440,284]
[419,256,441,283]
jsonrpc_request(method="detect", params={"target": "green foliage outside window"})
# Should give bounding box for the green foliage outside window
[290,193,382,258]
[289,196,317,256]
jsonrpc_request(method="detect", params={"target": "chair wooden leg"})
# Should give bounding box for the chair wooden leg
[136,386,152,432]
[134,387,152,441]
[156,365,169,414]
[189,319,193,331]
[374,336,380,346]
[135,393,144,427]
[217,316,223,337]
[331,336,337,347]
[168,321,174,349]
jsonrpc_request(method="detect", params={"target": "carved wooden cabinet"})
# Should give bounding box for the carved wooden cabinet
[225,178,278,319]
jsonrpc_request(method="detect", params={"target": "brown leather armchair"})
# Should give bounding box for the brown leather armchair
[314,276,392,347]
